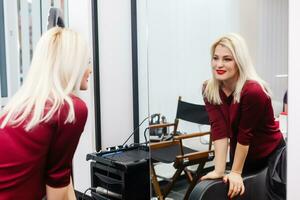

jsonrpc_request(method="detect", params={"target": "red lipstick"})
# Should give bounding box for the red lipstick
[216,70,226,75]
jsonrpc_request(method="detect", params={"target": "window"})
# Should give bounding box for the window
[0,0,68,108]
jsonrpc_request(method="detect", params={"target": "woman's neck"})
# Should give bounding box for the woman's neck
[221,79,237,97]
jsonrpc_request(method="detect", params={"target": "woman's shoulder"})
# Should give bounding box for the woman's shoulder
[241,80,268,99]
[69,95,88,121]
[58,95,88,121]
[70,95,88,111]
[243,80,264,92]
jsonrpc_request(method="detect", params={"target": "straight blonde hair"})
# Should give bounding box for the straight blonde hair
[0,27,89,131]
[203,33,271,105]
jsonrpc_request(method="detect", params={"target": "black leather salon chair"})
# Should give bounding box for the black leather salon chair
[189,167,268,200]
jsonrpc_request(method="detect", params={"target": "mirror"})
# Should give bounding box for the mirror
[137,0,288,199]
[138,0,288,124]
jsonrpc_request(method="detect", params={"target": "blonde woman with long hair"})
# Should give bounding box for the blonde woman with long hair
[201,33,285,199]
[0,27,92,200]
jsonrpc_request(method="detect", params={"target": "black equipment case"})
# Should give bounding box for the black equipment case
[86,145,150,200]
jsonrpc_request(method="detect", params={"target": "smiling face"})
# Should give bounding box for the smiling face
[212,44,239,84]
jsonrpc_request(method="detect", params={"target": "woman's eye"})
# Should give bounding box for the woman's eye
[224,58,232,61]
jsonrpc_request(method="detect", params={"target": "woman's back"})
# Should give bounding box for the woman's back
[0,95,87,200]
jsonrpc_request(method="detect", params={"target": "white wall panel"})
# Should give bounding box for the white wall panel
[31,0,42,50]
[256,0,288,102]
[288,0,300,199]
[98,0,134,149]
[41,0,51,33]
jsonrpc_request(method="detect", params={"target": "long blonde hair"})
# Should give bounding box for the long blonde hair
[0,27,89,131]
[203,33,271,105]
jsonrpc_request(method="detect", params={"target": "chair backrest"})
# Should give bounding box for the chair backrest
[189,167,268,200]
[176,97,210,125]
[173,97,211,150]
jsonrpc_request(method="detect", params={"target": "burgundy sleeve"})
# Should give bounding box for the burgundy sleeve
[45,97,88,187]
[237,83,268,145]
[202,85,229,141]
[204,99,229,141]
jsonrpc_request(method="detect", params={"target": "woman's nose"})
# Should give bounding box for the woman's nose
[216,60,224,68]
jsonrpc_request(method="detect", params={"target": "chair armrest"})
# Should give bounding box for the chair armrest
[149,123,176,129]
[174,131,211,140]
[174,150,214,168]
[150,140,180,150]
[176,150,214,163]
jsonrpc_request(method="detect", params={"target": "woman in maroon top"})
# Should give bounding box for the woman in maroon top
[200,33,285,199]
[0,27,92,200]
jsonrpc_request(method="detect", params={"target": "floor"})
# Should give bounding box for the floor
[151,164,215,200]
[151,178,199,200]
[167,179,189,200]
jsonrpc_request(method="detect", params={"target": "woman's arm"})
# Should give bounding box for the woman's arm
[231,142,249,174]
[46,177,76,200]
[201,83,230,179]
[201,138,228,180]
[45,99,87,198]
[223,142,249,198]
[224,83,269,198]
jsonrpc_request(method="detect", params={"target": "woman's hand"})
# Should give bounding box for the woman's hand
[223,171,245,198]
[200,170,224,180]
[201,138,228,181]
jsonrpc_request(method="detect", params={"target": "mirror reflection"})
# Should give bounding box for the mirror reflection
[137,1,288,199]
